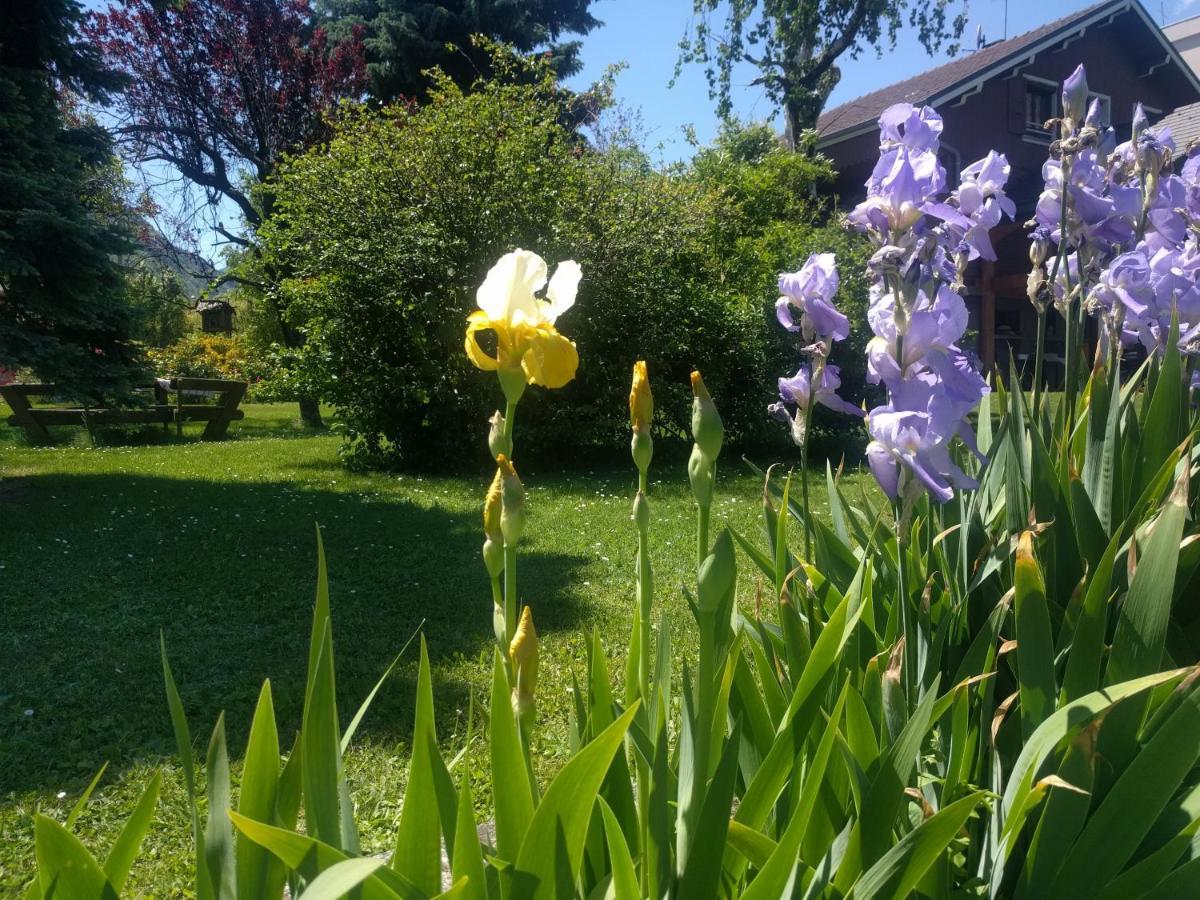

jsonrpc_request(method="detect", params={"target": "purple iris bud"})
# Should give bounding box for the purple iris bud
[1133,102,1149,140]
[1062,64,1088,125]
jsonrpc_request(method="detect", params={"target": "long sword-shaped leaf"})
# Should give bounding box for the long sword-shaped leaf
[1047,678,1200,896]
[161,634,212,900]
[598,798,640,900]
[34,814,117,900]
[853,791,988,900]
[740,683,849,900]
[490,650,534,862]
[237,680,284,900]
[509,704,639,900]
[102,770,161,893]
[1107,465,1189,684]
[303,621,353,850]
[1014,532,1056,740]
[230,812,424,900]
[297,858,391,900]
[204,713,236,899]
[395,636,445,895]
[833,677,941,892]
[1000,669,1189,823]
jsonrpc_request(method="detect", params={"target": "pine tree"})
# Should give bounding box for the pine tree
[318,0,601,102]
[0,0,144,398]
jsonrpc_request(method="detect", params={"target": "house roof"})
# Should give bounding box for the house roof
[817,0,1200,146]
[1157,101,1200,149]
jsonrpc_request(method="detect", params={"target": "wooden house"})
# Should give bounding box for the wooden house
[817,0,1200,376]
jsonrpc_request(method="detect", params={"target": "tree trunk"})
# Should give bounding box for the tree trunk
[298,396,323,428]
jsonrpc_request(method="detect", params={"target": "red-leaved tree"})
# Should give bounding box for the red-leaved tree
[86,0,365,244]
[86,0,366,424]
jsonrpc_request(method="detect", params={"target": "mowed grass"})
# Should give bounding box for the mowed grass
[0,401,870,894]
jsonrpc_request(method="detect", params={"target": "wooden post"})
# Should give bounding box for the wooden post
[980,260,997,376]
[0,384,52,442]
[202,380,247,440]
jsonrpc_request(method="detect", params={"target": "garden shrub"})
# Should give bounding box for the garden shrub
[257,53,845,467]
[147,333,281,399]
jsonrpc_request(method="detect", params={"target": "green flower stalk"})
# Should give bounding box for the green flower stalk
[628,361,655,704]
[688,371,723,567]
[497,454,526,647]
[483,467,506,646]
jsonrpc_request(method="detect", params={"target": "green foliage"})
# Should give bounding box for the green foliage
[21,331,1200,897]
[0,0,145,399]
[678,0,969,138]
[147,333,282,399]
[260,56,822,466]
[318,0,600,103]
[688,121,875,456]
[122,264,191,348]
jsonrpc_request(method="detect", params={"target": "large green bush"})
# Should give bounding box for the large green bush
[258,55,844,466]
[687,123,876,459]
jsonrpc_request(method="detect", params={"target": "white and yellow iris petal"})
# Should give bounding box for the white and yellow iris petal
[464,249,581,388]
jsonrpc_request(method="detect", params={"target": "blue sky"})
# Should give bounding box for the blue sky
[567,0,1200,163]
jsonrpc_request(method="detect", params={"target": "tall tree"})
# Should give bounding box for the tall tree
[87,0,367,244]
[678,0,967,145]
[86,0,367,424]
[0,0,144,398]
[318,0,600,102]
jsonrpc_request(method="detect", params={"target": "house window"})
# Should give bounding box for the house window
[1026,81,1057,132]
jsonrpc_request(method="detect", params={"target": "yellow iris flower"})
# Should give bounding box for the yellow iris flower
[465,249,582,389]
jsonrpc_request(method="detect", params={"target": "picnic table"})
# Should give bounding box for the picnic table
[0,377,247,442]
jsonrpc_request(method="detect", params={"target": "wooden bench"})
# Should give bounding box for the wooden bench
[0,378,247,442]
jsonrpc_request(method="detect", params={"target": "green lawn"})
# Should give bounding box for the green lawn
[0,402,867,894]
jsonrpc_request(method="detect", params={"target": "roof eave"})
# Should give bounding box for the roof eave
[817,0,1200,151]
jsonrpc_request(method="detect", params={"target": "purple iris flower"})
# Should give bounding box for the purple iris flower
[866,392,979,503]
[777,364,862,418]
[878,103,943,152]
[844,100,1000,504]
[1091,249,1154,318]
[924,151,1015,261]
[776,253,851,341]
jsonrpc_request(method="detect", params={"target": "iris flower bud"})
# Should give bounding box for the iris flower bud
[1133,102,1149,142]
[482,467,504,577]
[497,454,526,545]
[688,443,714,506]
[509,605,539,723]
[488,411,511,461]
[690,371,724,462]
[630,360,654,473]
[632,490,650,531]
[1029,230,1050,269]
[1061,64,1088,129]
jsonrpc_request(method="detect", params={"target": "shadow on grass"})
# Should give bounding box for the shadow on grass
[0,471,588,796]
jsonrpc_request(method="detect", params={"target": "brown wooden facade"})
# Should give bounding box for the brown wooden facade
[817,0,1200,380]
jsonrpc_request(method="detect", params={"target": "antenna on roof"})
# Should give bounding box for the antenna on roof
[1004,0,1009,39]
[976,24,986,49]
